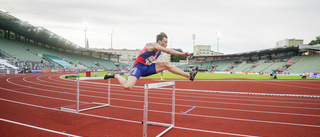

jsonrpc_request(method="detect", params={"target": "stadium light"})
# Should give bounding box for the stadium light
[192,34,196,47]
[110,29,114,49]
[216,31,221,52]
[84,28,87,48]
[83,22,88,48]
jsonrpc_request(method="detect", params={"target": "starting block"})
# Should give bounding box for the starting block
[60,77,110,113]
[143,81,175,137]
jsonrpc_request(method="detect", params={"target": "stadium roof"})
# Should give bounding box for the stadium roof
[193,45,300,58]
[0,11,117,56]
[232,45,300,56]
[298,44,320,52]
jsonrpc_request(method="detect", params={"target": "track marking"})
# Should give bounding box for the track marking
[251,80,320,91]
[6,77,320,112]
[2,75,320,127]
[175,126,259,137]
[4,77,320,118]
[0,98,258,137]
[45,76,320,104]
[58,76,320,98]
[2,93,320,129]
[26,76,320,106]
[159,87,320,98]
[0,118,81,137]
[181,106,196,114]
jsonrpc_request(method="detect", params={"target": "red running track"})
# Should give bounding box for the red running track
[0,73,319,137]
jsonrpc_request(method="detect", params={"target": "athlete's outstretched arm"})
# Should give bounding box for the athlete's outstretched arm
[151,43,190,57]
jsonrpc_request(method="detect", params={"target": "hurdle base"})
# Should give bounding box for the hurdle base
[157,125,174,137]
[146,121,174,137]
[59,107,78,113]
[59,102,109,113]
[147,121,172,127]
[78,103,109,112]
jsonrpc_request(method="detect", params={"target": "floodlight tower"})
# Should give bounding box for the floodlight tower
[216,31,221,52]
[84,23,88,48]
[110,30,114,49]
[192,34,196,47]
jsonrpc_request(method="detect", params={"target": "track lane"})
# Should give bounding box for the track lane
[0,73,320,136]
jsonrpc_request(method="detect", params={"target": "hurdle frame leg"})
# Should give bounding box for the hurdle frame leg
[60,77,110,113]
[142,81,175,137]
[142,85,149,137]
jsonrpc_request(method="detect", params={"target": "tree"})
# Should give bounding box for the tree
[308,36,320,45]
[170,48,187,62]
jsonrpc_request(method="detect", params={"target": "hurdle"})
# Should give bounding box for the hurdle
[60,77,110,113]
[143,81,175,137]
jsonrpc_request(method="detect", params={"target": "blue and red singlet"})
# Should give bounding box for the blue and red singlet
[130,43,162,79]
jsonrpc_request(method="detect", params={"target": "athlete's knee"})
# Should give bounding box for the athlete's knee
[162,62,172,68]
[122,84,134,90]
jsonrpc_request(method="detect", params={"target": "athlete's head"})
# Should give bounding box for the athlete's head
[156,32,168,47]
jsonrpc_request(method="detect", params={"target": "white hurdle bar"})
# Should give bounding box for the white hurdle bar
[143,81,175,137]
[60,77,110,113]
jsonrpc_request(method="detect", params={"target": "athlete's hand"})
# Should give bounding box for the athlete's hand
[181,52,190,57]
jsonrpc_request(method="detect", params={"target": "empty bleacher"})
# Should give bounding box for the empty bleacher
[263,62,286,72]
[0,38,43,62]
[232,63,252,72]
[43,54,73,67]
[176,64,190,71]
[248,62,272,72]
[212,60,235,71]
[199,61,213,68]
[0,38,118,70]
[285,54,320,73]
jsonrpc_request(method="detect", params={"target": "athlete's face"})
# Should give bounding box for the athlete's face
[158,38,168,48]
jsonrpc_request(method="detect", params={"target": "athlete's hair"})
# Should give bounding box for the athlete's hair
[156,32,167,42]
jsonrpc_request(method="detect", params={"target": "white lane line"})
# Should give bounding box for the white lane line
[2,83,320,120]
[0,118,81,137]
[251,80,320,91]
[4,76,320,123]
[58,74,320,98]
[6,77,320,114]
[25,75,320,108]
[51,75,320,102]
[175,126,259,137]
[4,77,320,119]
[43,76,320,104]
[0,98,258,137]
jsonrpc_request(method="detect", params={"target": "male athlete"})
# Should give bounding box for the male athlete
[104,32,198,90]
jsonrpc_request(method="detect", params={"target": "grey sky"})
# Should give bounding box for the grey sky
[2,0,319,54]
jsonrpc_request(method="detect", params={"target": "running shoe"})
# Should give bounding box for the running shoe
[104,73,116,80]
[189,67,198,81]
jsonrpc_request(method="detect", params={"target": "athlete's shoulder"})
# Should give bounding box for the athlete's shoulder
[145,43,158,52]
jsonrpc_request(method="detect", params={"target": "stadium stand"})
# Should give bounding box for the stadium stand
[0,11,124,72]
[246,62,271,72]
[187,53,318,74]
[176,64,191,71]
[43,54,73,67]
[0,38,43,62]
[288,56,304,63]
[263,62,286,72]
[285,54,320,73]
[231,63,252,72]
[212,60,236,71]
[0,37,119,70]
[199,61,213,68]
